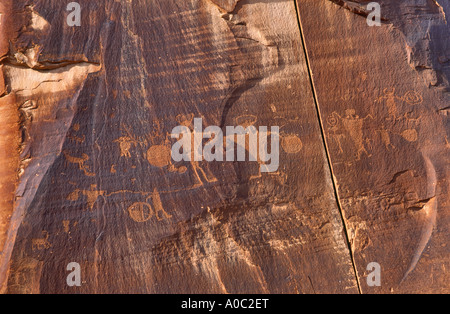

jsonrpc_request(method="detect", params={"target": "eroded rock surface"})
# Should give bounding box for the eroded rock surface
[0,0,448,294]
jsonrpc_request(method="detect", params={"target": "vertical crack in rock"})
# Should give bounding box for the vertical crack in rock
[300,0,449,289]
[294,0,362,293]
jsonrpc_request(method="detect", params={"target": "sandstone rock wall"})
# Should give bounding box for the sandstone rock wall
[0,0,448,294]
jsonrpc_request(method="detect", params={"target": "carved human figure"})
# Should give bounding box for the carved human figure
[328,109,373,160]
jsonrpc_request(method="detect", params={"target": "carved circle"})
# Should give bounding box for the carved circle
[128,202,153,222]
[403,91,423,105]
[401,129,418,142]
[327,114,338,127]
[281,135,303,154]
[147,145,172,168]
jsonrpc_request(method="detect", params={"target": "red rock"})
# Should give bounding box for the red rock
[0,0,448,294]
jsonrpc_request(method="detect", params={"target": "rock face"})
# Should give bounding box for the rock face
[0,0,448,294]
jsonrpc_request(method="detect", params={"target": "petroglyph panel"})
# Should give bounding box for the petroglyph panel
[1,0,358,294]
[297,0,449,293]
[0,0,448,294]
